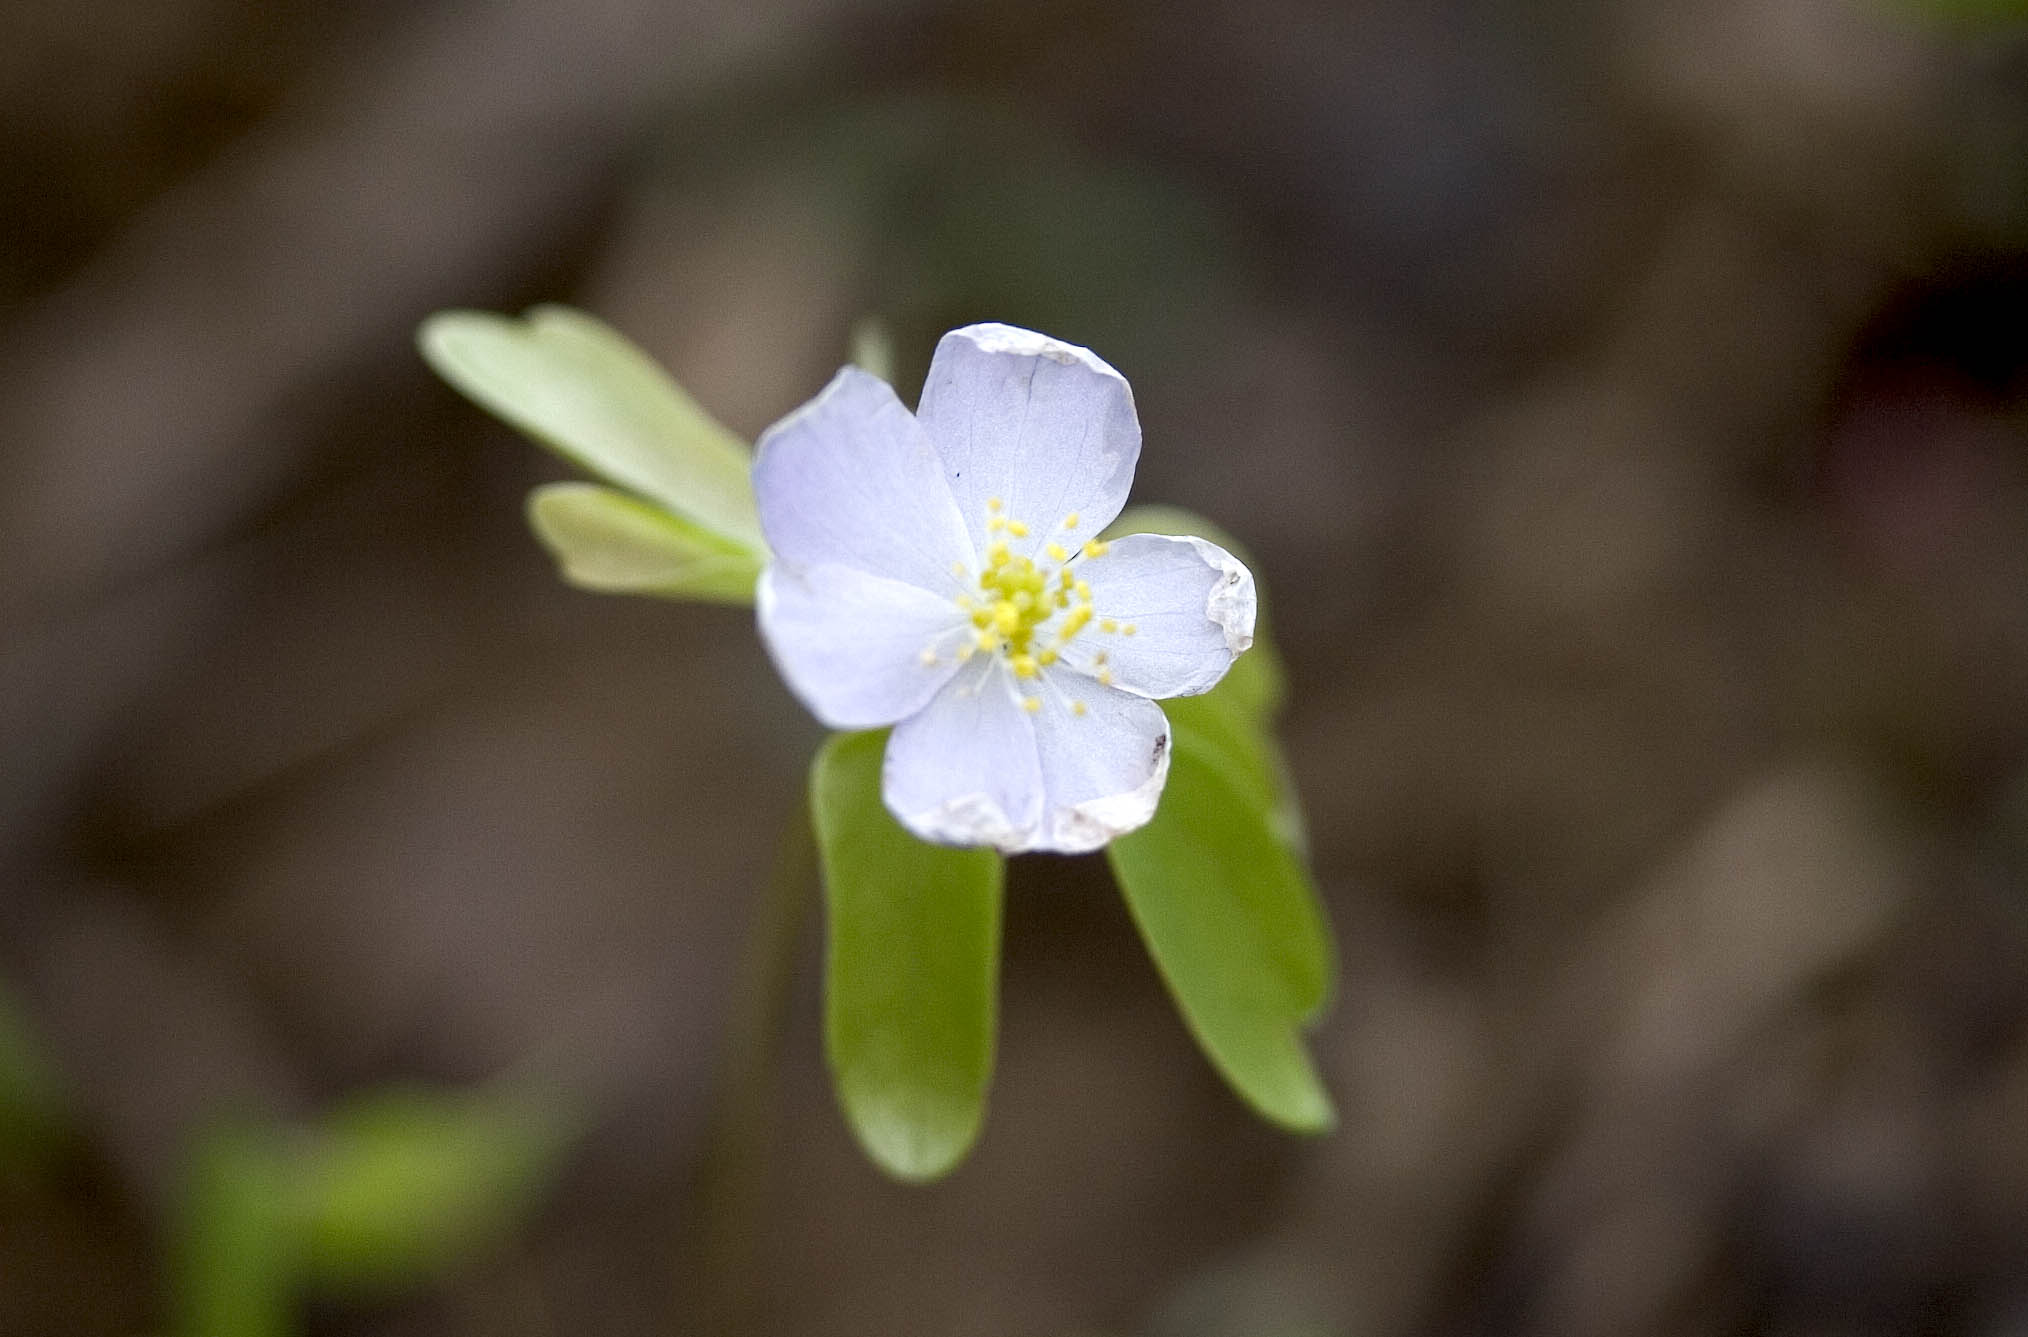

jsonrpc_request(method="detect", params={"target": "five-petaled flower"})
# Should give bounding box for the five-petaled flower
[753,323,1256,853]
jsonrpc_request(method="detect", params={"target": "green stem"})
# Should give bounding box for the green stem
[684,788,817,1334]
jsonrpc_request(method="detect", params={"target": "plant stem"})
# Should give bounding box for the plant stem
[684,788,817,1335]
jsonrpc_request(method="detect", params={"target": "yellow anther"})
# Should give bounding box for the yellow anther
[1097,668,1114,687]
[1093,650,1108,665]
[1100,618,1118,634]
[1122,623,1137,636]
[1021,696,1042,713]
[988,497,1004,512]
[1082,539,1110,559]
[1071,700,1087,716]
[954,507,1111,680]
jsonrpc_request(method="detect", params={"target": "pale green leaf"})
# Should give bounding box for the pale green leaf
[811,731,1003,1181]
[419,305,765,549]
[1107,738,1335,1132]
[527,482,762,605]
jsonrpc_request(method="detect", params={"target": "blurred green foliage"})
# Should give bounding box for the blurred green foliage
[174,1086,576,1337]
[0,985,68,1176]
[1894,0,2028,24]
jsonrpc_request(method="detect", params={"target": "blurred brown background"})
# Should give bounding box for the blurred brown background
[6,0,2028,1334]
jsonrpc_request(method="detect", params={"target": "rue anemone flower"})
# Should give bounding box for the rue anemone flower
[754,323,1257,853]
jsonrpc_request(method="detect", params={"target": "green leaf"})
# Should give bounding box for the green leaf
[294,1087,574,1294]
[1107,737,1335,1133]
[811,731,1003,1181]
[1100,504,1332,1131]
[527,482,762,604]
[173,1126,298,1337]
[418,305,765,550]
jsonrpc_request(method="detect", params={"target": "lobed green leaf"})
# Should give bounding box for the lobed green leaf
[418,305,765,550]
[811,731,1003,1181]
[527,482,762,605]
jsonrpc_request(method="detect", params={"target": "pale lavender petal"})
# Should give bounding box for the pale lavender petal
[915,324,1141,559]
[1026,672,1171,853]
[1058,534,1256,699]
[757,563,969,729]
[753,367,975,594]
[882,658,1042,850]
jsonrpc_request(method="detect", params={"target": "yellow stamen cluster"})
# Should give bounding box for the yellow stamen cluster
[943,507,1104,710]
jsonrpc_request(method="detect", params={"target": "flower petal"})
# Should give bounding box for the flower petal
[916,324,1141,558]
[884,659,1045,849]
[1026,673,1172,853]
[753,367,975,593]
[1060,534,1257,699]
[757,563,968,729]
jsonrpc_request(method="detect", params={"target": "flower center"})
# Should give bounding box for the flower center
[927,499,1129,713]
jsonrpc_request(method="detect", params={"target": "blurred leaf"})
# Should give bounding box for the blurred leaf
[1107,738,1335,1133]
[0,985,66,1171]
[811,731,1003,1181]
[174,1126,298,1337]
[418,305,766,550]
[1894,0,2028,23]
[295,1087,573,1294]
[527,482,762,604]
[849,316,896,384]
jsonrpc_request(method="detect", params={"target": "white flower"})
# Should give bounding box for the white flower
[752,323,1257,854]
